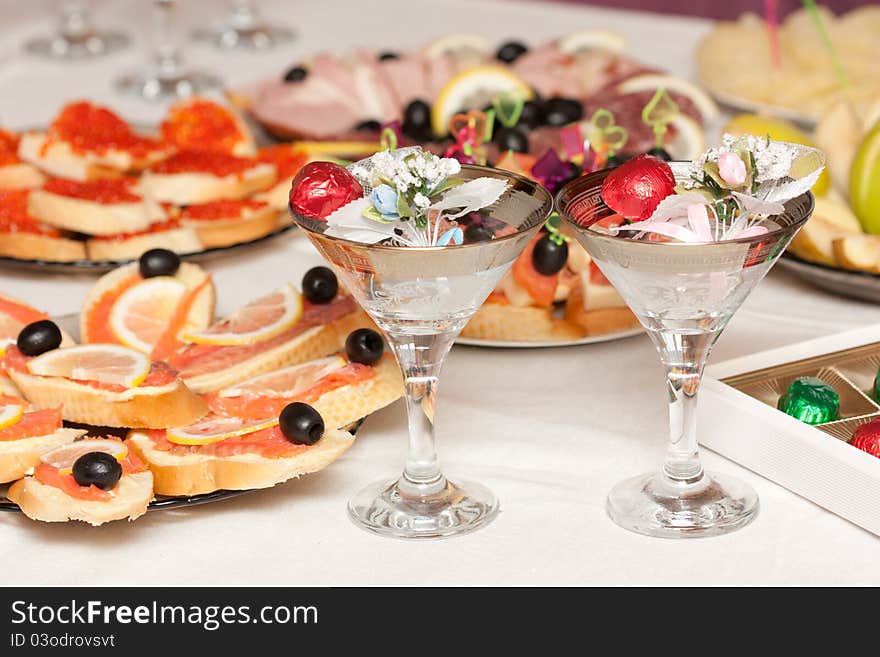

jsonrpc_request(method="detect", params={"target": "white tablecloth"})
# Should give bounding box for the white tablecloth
[1,0,878,586]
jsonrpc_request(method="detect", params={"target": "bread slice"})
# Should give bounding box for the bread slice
[0,230,86,262]
[28,186,165,237]
[128,427,354,496]
[162,97,257,157]
[139,161,276,205]
[18,133,165,181]
[86,225,203,261]
[0,162,47,190]
[565,280,640,336]
[7,470,152,525]
[182,203,280,249]
[7,366,207,428]
[80,261,215,348]
[462,303,584,342]
[0,427,84,484]
[309,356,402,429]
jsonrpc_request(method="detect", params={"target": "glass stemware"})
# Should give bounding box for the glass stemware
[192,1,294,50]
[24,0,128,59]
[291,165,552,539]
[557,163,815,539]
[116,0,221,101]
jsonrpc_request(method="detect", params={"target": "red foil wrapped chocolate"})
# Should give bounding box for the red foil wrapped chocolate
[289,162,363,220]
[600,154,676,221]
[851,419,880,458]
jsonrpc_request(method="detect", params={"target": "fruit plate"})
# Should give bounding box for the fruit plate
[0,310,364,513]
[0,222,295,274]
[777,252,880,303]
[456,326,644,349]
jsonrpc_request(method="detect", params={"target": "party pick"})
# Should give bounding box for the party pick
[642,88,678,149]
[764,0,781,68]
[801,0,848,86]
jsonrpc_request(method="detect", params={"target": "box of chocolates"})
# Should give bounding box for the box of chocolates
[701,325,880,536]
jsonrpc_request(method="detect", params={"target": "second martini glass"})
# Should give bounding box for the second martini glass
[557,161,816,538]
[292,164,552,539]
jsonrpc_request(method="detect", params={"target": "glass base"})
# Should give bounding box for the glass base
[606,471,758,539]
[193,25,294,50]
[24,31,128,59]
[348,477,499,540]
[115,71,223,101]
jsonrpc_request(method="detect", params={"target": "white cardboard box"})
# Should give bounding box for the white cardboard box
[702,325,880,537]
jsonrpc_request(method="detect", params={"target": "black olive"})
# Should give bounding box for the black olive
[72,452,122,491]
[532,234,568,275]
[345,328,384,365]
[279,402,324,445]
[646,146,672,161]
[494,126,529,153]
[17,320,62,357]
[139,248,180,278]
[496,41,529,64]
[543,97,583,127]
[356,119,382,132]
[464,223,494,243]
[378,51,400,61]
[301,266,338,304]
[605,153,629,168]
[283,66,307,83]
[402,100,432,139]
[517,100,545,129]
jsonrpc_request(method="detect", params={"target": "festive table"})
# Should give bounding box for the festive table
[1,0,878,585]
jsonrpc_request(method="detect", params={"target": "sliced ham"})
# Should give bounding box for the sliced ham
[511,43,581,99]
[378,53,432,107]
[425,54,457,98]
[348,50,403,121]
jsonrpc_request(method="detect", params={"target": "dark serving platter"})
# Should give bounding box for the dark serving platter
[777,252,880,304]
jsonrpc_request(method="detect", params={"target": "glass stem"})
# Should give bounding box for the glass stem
[60,1,89,39]
[152,0,181,81]
[656,331,716,485]
[388,331,457,498]
[229,0,260,31]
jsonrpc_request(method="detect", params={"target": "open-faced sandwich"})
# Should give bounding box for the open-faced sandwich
[85,218,202,262]
[253,144,309,210]
[129,327,402,497]
[167,267,373,393]
[0,129,47,191]
[0,394,83,484]
[178,199,278,249]
[4,325,207,428]
[462,225,638,342]
[0,189,86,262]
[8,437,153,525]
[161,96,257,157]
[18,101,169,181]
[28,177,166,237]
[80,249,215,360]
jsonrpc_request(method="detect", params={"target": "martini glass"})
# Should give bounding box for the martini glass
[116,0,221,101]
[24,0,128,59]
[192,1,294,50]
[291,165,552,539]
[557,162,815,539]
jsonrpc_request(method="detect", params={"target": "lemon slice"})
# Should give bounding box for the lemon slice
[166,415,280,446]
[0,403,23,430]
[27,344,152,388]
[665,114,706,160]
[109,277,187,354]
[850,123,880,234]
[431,65,534,137]
[424,33,490,61]
[615,74,720,122]
[43,439,128,475]
[557,29,626,54]
[182,284,303,346]
[219,355,348,399]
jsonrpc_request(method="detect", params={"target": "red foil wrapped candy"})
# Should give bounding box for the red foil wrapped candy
[289,162,363,219]
[600,154,675,221]
[851,419,880,458]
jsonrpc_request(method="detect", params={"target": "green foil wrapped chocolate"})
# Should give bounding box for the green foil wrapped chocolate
[777,376,839,425]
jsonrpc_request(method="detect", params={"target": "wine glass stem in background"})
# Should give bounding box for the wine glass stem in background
[60,0,89,39]
[389,331,458,498]
[153,0,181,82]
[229,0,260,30]
[656,331,716,484]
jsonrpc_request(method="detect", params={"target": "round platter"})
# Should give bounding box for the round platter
[777,252,880,303]
[700,80,818,128]
[457,326,644,348]
[0,222,295,274]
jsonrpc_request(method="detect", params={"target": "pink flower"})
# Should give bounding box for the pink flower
[718,152,747,187]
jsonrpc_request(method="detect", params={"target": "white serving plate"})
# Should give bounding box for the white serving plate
[456,326,644,348]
